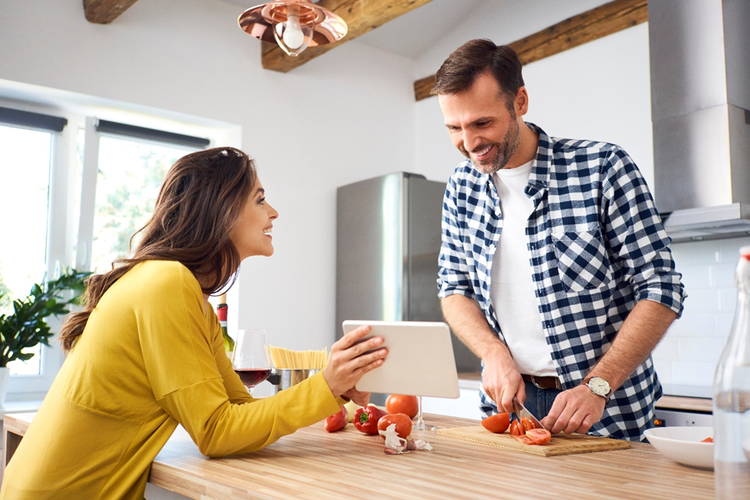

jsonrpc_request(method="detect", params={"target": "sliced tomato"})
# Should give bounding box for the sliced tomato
[481,413,510,434]
[509,420,523,436]
[520,417,536,432]
[526,428,552,445]
[513,435,535,445]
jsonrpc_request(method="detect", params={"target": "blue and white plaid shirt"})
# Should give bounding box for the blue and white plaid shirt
[437,123,685,440]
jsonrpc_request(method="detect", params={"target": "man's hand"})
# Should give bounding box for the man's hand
[540,385,606,434]
[481,350,525,414]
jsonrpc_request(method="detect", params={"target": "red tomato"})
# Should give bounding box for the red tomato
[513,435,535,445]
[377,413,413,439]
[385,395,419,419]
[509,420,523,436]
[526,428,551,445]
[520,417,535,433]
[481,413,510,433]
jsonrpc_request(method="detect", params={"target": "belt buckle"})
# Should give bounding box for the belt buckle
[530,375,561,390]
[529,375,547,390]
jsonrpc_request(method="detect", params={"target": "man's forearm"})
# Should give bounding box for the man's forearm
[440,294,510,361]
[586,299,677,389]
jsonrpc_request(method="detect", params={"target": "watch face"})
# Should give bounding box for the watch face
[589,377,610,396]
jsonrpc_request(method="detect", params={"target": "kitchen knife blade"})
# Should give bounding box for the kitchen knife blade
[513,396,546,430]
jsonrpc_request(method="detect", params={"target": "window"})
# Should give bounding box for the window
[90,137,195,273]
[0,124,53,376]
[0,101,214,400]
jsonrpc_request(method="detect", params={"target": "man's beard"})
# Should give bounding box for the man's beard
[461,117,521,175]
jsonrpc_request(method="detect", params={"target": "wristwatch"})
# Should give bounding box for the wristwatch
[585,376,612,401]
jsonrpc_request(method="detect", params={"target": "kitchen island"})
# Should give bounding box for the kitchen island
[4,412,714,499]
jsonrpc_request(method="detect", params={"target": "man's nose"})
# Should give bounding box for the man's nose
[461,129,482,152]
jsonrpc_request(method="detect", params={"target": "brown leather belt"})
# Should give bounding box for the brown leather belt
[522,374,562,390]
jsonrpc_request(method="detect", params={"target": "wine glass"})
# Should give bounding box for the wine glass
[232,329,273,393]
[414,396,437,431]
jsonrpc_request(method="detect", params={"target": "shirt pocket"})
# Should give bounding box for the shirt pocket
[552,230,613,292]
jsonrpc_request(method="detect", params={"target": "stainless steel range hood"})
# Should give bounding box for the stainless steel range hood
[649,0,750,242]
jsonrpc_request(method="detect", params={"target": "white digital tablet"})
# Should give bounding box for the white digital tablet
[342,320,460,399]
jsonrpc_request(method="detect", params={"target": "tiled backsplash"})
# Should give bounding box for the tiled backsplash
[652,236,750,393]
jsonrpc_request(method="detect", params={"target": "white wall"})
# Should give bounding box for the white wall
[413,0,655,191]
[0,0,417,351]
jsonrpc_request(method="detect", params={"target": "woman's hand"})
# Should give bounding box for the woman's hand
[322,325,387,399]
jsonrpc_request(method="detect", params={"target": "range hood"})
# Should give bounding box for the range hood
[649,0,750,242]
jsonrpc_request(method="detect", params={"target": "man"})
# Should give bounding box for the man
[434,39,684,440]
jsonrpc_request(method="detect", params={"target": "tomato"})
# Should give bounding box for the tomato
[509,420,522,436]
[701,437,714,443]
[520,417,536,433]
[481,413,510,433]
[526,428,551,445]
[377,413,412,439]
[385,394,419,419]
[513,435,535,445]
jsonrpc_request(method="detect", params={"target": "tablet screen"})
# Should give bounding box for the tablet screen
[342,320,460,399]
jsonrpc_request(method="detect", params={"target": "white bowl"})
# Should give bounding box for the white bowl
[644,426,714,469]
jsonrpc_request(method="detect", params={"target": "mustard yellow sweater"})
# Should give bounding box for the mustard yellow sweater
[0,261,341,499]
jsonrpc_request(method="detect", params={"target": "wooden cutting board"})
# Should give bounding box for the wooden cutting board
[437,426,631,456]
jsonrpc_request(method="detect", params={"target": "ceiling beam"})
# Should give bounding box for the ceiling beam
[83,0,140,24]
[261,0,434,73]
[413,0,647,101]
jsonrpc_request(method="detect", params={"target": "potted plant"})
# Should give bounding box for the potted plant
[0,269,89,404]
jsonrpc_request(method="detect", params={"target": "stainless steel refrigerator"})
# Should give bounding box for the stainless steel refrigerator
[335,172,480,380]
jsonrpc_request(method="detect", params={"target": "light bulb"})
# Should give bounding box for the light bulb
[282,13,305,50]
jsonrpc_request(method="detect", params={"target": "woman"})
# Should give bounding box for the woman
[0,147,386,499]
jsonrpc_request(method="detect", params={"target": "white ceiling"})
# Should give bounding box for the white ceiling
[218,0,486,60]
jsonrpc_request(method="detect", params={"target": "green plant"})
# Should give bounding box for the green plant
[0,269,89,368]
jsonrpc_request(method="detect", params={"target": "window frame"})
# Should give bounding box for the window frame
[1,97,220,401]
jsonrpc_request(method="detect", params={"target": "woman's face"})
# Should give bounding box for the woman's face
[229,179,279,260]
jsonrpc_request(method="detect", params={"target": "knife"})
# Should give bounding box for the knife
[513,396,546,430]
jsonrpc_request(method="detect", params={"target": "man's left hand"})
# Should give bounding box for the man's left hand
[540,385,606,434]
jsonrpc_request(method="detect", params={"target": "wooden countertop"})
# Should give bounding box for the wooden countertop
[4,412,714,499]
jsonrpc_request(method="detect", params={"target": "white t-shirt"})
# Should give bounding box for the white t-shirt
[490,160,557,377]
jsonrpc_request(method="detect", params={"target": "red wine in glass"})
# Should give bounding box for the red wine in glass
[235,368,271,389]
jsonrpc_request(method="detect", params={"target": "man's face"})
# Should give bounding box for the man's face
[438,72,524,175]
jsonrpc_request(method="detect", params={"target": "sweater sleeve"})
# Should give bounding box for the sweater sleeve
[136,262,341,457]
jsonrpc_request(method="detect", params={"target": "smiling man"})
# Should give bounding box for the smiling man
[434,39,685,440]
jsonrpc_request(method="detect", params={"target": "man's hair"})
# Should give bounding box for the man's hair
[432,39,524,106]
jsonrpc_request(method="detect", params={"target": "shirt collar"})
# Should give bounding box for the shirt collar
[525,122,550,193]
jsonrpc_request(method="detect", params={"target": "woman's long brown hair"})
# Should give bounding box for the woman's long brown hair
[59,147,257,352]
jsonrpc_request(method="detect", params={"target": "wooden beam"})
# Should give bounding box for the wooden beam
[83,0,140,24]
[262,0,434,73]
[413,0,647,101]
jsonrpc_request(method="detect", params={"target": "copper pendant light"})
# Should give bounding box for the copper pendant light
[238,0,348,57]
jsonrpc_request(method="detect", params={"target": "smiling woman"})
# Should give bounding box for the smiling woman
[0,146,388,500]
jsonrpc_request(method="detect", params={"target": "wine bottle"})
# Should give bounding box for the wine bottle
[217,294,235,357]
